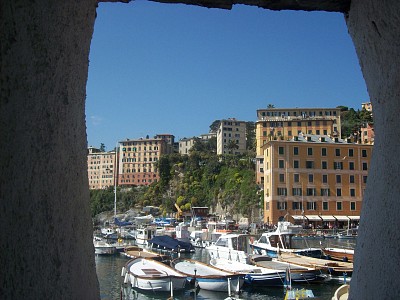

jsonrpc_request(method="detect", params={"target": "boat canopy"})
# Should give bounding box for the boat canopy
[149,235,194,252]
[114,217,133,227]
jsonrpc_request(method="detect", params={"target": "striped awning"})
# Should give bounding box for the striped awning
[291,215,307,220]
[334,215,350,221]
[319,215,336,221]
[306,215,322,221]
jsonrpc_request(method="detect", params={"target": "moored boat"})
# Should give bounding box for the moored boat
[205,233,252,264]
[171,258,243,292]
[250,255,327,284]
[122,246,170,262]
[251,221,323,258]
[209,257,286,287]
[322,247,354,263]
[93,238,117,255]
[121,257,187,292]
[277,252,353,278]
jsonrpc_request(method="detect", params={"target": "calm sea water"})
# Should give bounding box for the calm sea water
[95,238,356,300]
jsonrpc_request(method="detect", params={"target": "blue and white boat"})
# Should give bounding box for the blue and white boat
[171,258,243,292]
[210,257,286,287]
[251,222,323,258]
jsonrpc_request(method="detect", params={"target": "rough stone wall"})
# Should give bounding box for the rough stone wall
[346,1,400,298]
[0,1,100,299]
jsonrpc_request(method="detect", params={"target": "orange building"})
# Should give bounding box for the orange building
[87,147,116,190]
[262,134,372,226]
[255,107,341,187]
[118,134,174,186]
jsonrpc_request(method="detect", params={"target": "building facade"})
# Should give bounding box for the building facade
[118,134,174,186]
[255,107,342,187]
[178,137,198,155]
[216,118,247,155]
[262,134,372,226]
[87,147,116,190]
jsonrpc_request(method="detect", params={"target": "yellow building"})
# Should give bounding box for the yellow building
[255,107,341,186]
[87,147,116,190]
[262,134,372,226]
[118,134,174,186]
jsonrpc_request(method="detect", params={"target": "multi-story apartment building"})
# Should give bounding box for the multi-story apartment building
[87,147,116,190]
[255,107,342,187]
[216,118,247,155]
[262,134,372,226]
[179,133,217,155]
[179,137,198,155]
[118,134,174,186]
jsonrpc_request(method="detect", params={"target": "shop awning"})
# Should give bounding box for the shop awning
[305,215,322,221]
[291,215,307,220]
[334,215,350,221]
[320,215,336,221]
[348,216,360,220]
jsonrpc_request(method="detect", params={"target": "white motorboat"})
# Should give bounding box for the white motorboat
[121,257,187,292]
[171,258,243,292]
[93,238,117,255]
[206,233,252,264]
[210,257,286,287]
[135,226,156,245]
[251,221,323,258]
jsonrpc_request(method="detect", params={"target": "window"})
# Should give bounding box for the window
[292,202,302,210]
[336,202,342,211]
[279,174,285,183]
[362,149,367,157]
[307,147,313,155]
[278,159,284,168]
[307,202,317,210]
[363,176,368,184]
[322,201,329,210]
[349,161,355,170]
[292,187,302,196]
[293,147,299,155]
[279,147,284,155]
[350,202,356,211]
[350,188,356,197]
[306,161,314,169]
[293,160,299,168]
[336,175,342,184]
[322,161,328,169]
[277,202,287,210]
[321,148,327,156]
[334,161,343,170]
[294,173,300,183]
[277,188,287,196]
[307,188,317,196]
[308,174,314,183]
[350,175,355,183]
[362,162,368,170]
[321,188,330,196]
[336,188,342,197]
[322,174,328,183]
[335,148,341,157]
[348,148,354,157]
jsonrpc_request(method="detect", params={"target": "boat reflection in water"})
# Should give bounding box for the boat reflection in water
[96,239,354,300]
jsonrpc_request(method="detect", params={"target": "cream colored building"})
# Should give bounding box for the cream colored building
[255,107,341,187]
[262,134,372,226]
[179,137,197,155]
[118,134,174,186]
[216,118,247,155]
[87,147,116,190]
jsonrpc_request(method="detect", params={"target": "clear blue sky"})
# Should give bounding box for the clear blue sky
[86,1,369,150]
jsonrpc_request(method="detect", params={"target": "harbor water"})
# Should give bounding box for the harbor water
[95,238,356,300]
